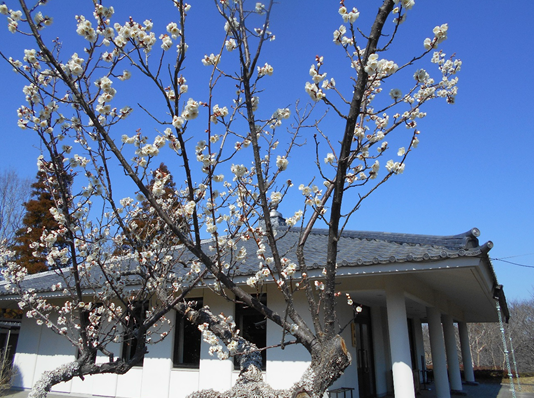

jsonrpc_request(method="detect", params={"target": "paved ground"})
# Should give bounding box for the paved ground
[415,381,534,398]
[3,381,534,398]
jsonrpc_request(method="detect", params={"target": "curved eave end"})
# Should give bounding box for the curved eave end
[480,241,494,254]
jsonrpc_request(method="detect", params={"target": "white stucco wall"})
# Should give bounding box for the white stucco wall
[265,286,312,390]
[12,315,41,390]
[11,288,372,398]
[13,314,75,393]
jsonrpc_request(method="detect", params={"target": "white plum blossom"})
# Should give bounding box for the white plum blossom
[369,160,380,179]
[333,25,351,45]
[141,144,159,157]
[270,191,282,205]
[414,68,429,83]
[305,82,325,102]
[250,96,259,111]
[324,153,335,165]
[225,39,237,52]
[386,160,405,174]
[202,53,221,66]
[339,6,359,23]
[231,164,247,179]
[224,17,239,33]
[160,34,173,51]
[425,23,448,49]
[118,70,131,81]
[255,3,265,14]
[389,88,402,100]
[66,53,85,76]
[285,210,303,227]
[397,0,415,10]
[364,54,398,76]
[257,62,273,77]
[433,23,448,44]
[181,98,200,120]
[166,22,181,39]
[309,64,327,83]
[210,104,228,124]
[76,15,97,42]
[276,156,288,171]
[270,108,290,128]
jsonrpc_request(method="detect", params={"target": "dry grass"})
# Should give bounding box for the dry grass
[505,376,534,394]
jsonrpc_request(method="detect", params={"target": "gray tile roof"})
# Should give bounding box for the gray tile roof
[0,227,490,297]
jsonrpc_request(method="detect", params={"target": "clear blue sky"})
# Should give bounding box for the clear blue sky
[0,1,532,302]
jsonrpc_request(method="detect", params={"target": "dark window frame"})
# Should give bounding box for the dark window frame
[173,299,203,369]
[121,300,148,366]
[234,294,267,371]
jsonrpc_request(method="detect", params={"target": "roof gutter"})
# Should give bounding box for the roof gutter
[493,284,510,323]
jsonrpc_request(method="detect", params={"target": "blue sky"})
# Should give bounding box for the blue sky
[0,1,532,302]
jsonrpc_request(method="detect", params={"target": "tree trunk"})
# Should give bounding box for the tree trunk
[29,361,81,398]
[187,335,351,398]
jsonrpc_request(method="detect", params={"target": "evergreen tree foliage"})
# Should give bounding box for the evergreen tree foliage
[115,163,188,255]
[12,168,71,274]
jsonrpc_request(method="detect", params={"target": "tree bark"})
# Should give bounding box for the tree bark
[187,335,350,398]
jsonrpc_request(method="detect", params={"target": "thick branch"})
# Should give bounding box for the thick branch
[323,0,395,339]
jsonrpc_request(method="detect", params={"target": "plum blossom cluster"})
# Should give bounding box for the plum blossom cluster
[280,257,297,279]
[1,6,24,33]
[257,62,273,77]
[391,0,415,24]
[305,56,327,101]
[385,159,405,174]
[202,53,221,66]
[338,5,360,24]
[198,314,237,360]
[0,250,27,292]
[246,267,270,288]
[333,25,352,46]
[276,155,288,171]
[210,104,229,124]
[270,108,290,128]
[299,184,326,214]
[364,54,398,77]
[94,76,116,115]
[424,23,448,50]
[284,210,303,228]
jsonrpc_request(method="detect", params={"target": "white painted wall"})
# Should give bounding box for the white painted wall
[11,287,392,398]
[12,315,41,389]
[13,314,76,394]
[140,308,173,398]
[265,286,312,390]
[198,289,233,393]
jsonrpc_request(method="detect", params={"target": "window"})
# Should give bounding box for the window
[173,299,203,368]
[121,301,147,366]
[234,295,267,370]
[76,305,102,363]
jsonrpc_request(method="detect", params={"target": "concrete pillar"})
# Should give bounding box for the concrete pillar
[371,306,388,397]
[442,314,463,393]
[385,280,415,398]
[458,321,476,384]
[413,317,426,383]
[427,307,450,398]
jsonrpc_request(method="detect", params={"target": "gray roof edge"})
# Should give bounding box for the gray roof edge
[0,227,489,297]
[290,227,484,250]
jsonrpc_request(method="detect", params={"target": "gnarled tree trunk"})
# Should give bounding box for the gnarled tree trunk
[187,335,351,398]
